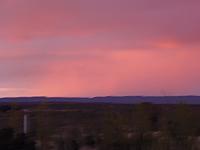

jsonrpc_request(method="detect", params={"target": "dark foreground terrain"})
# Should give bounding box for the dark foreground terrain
[1,101,200,150]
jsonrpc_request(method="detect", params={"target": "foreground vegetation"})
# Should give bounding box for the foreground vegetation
[0,102,200,150]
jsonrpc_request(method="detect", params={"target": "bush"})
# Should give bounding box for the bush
[0,128,35,150]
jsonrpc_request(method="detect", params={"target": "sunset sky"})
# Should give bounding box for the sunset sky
[0,0,200,97]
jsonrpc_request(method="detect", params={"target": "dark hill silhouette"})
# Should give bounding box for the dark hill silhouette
[0,96,200,104]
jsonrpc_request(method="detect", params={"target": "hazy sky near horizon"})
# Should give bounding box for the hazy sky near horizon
[0,0,200,97]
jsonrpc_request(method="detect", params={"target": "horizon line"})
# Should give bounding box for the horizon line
[0,95,200,99]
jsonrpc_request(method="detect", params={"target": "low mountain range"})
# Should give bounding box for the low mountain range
[0,96,200,104]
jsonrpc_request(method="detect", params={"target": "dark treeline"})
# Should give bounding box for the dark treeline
[1,102,200,150]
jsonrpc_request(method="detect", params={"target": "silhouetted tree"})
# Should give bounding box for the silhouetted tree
[133,103,156,133]
[8,110,23,133]
[35,102,54,150]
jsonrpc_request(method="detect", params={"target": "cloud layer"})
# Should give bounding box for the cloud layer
[0,0,200,97]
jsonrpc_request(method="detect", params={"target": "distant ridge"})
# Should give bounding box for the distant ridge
[0,96,200,104]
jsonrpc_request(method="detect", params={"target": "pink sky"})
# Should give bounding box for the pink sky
[0,0,200,97]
